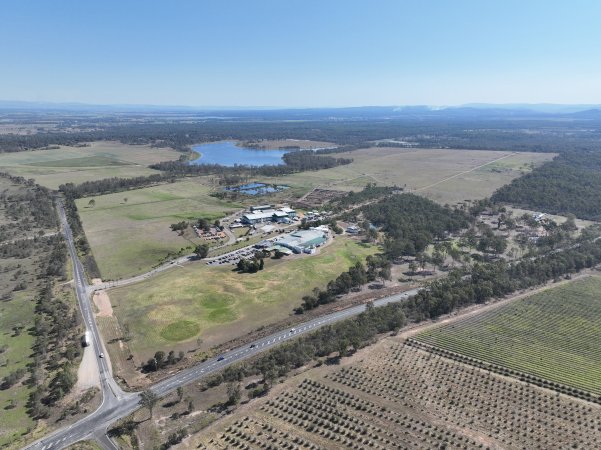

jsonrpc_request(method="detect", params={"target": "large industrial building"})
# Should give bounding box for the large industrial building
[272,227,328,254]
[241,206,297,225]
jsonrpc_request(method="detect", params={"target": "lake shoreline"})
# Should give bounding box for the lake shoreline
[189,141,290,166]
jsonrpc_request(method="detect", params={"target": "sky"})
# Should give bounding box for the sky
[2,0,601,107]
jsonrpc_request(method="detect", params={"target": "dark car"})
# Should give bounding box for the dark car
[250,344,256,348]
[217,356,225,361]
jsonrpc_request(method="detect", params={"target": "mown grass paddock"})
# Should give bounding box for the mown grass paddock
[108,237,377,361]
[415,275,601,395]
[76,178,243,279]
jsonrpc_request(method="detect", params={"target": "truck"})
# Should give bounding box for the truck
[81,331,91,347]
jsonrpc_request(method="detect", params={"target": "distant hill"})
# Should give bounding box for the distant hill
[1,100,601,121]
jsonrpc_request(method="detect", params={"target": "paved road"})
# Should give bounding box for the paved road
[27,284,417,450]
[27,199,418,449]
[34,201,132,450]
[31,199,601,449]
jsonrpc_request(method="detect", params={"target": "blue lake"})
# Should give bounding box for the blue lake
[190,141,289,166]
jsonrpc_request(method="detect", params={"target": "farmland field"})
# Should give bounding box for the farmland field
[186,339,601,449]
[0,141,180,189]
[76,178,243,279]
[74,147,552,279]
[107,237,377,360]
[415,275,601,395]
[266,147,554,204]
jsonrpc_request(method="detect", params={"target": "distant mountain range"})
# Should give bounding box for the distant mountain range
[1,100,601,120]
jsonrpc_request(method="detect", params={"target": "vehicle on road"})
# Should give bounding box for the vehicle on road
[250,344,256,348]
[99,353,104,358]
[290,328,296,333]
[81,331,91,347]
[217,355,225,361]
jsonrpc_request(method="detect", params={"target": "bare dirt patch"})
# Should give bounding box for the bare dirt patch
[294,188,346,209]
[93,290,114,317]
[75,346,100,392]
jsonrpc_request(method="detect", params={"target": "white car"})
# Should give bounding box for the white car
[99,353,104,358]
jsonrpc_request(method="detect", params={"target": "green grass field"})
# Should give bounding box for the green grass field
[0,291,36,447]
[0,141,180,189]
[76,178,243,279]
[415,276,601,394]
[108,237,377,359]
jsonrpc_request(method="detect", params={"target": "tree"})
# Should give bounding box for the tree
[154,351,165,369]
[408,261,418,274]
[123,197,128,203]
[561,214,578,232]
[431,250,445,271]
[194,244,209,259]
[87,199,96,208]
[226,383,241,406]
[337,339,349,359]
[139,389,159,419]
[176,386,184,403]
[417,253,429,271]
[378,263,392,285]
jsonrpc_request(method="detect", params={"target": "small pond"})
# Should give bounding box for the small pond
[226,182,289,196]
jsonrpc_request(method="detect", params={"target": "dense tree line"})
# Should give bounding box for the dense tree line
[59,174,174,199]
[3,115,601,154]
[405,235,601,321]
[150,151,352,177]
[0,172,58,243]
[281,150,353,171]
[328,184,400,211]
[205,229,601,394]
[354,193,470,259]
[27,239,82,415]
[62,196,101,278]
[493,151,601,220]
[0,174,57,229]
[142,350,185,372]
[295,257,389,313]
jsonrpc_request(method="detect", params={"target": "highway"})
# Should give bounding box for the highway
[26,200,418,449]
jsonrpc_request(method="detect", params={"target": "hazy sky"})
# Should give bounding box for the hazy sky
[2,0,601,107]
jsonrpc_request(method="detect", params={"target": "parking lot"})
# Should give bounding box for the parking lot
[206,238,277,266]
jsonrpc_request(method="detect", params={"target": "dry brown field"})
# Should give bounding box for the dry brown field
[269,147,555,205]
[181,338,601,450]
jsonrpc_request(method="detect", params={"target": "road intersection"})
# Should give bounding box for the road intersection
[26,200,418,449]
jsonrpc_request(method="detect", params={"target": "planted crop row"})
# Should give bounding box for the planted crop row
[415,278,601,394]
[197,340,601,449]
